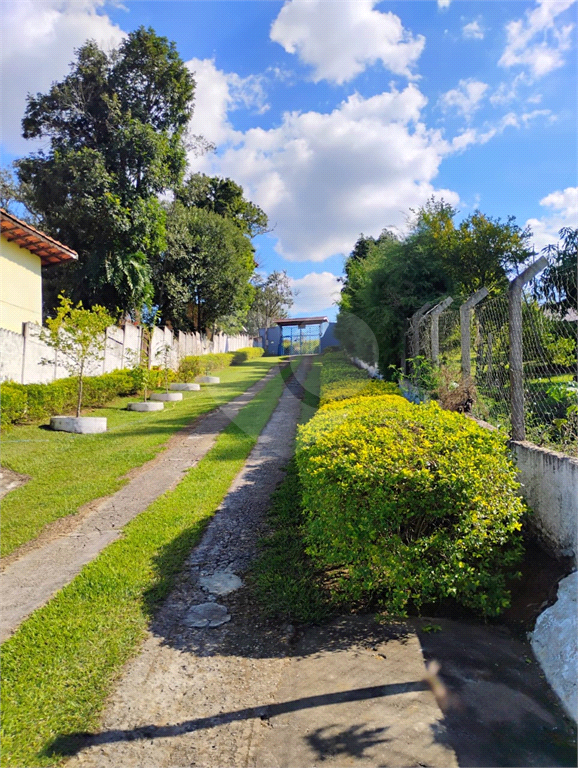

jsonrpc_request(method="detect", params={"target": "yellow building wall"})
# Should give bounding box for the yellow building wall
[0,236,43,333]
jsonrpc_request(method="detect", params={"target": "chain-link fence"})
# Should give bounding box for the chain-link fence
[403,261,578,455]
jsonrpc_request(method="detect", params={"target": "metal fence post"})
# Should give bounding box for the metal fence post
[509,257,548,441]
[429,297,454,364]
[460,288,489,379]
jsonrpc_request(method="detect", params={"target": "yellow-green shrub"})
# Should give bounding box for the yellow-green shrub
[177,353,234,382]
[320,350,399,404]
[177,356,203,382]
[199,352,234,372]
[232,347,264,364]
[296,395,525,617]
[1,371,138,427]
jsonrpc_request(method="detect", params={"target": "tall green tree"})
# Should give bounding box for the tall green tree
[176,174,269,238]
[539,227,578,312]
[245,270,294,340]
[15,27,196,317]
[336,199,534,374]
[152,202,256,334]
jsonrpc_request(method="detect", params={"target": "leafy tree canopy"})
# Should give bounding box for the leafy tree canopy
[245,270,294,337]
[336,198,535,374]
[16,27,196,317]
[539,227,578,312]
[176,174,269,238]
[152,202,256,334]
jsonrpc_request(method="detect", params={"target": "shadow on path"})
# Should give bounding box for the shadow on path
[44,682,422,758]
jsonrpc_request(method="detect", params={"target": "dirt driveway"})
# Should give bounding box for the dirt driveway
[52,359,576,768]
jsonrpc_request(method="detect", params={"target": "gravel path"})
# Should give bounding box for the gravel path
[66,357,312,768]
[0,365,284,642]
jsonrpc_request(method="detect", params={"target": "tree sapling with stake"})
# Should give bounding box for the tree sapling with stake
[41,295,115,417]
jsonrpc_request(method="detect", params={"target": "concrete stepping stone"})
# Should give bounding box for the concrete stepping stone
[199,572,243,596]
[150,392,183,402]
[170,383,201,391]
[183,603,231,628]
[127,401,164,411]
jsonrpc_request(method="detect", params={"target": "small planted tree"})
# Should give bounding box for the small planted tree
[128,351,154,401]
[157,343,174,393]
[41,295,115,417]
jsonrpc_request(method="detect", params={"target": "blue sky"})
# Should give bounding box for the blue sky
[2,0,577,321]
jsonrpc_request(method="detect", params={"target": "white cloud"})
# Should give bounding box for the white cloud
[270,0,425,84]
[489,73,529,106]
[499,0,576,79]
[1,0,126,155]
[438,0,451,9]
[521,108,554,124]
[462,20,484,40]
[440,79,489,120]
[289,272,342,315]
[449,109,551,152]
[526,187,578,252]
[185,58,269,149]
[191,82,459,263]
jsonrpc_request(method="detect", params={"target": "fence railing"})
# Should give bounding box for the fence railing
[403,258,578,455]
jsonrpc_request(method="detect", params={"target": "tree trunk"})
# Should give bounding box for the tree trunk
[76,366,84,418]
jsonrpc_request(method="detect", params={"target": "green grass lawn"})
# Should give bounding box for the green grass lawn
[1,363,292,768]
[1,358,284,558]
[250,357,330,624]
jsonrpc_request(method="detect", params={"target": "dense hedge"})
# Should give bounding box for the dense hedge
[1,370,138,427]
[320,351,399,405]
[177,353,234,382]
[232,347,264,364]
[296,393,525,617]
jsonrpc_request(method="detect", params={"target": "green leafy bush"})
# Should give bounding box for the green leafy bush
[296,394,525,617]
[232,347,264,364]
[319,351,399,404]
[177,356,204,382]
[200,352,235,372]
[1,371,138,427]
[176,352,235,382]
[1,386,29,427]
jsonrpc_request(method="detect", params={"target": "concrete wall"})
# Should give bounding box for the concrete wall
[0,322,253,384]
[511,440,578,564]
[0,237,43,332]
[320,322,339,351]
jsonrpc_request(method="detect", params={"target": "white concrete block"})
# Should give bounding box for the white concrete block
[127,401,164,411]
[169,383,201,391]
[50,416,107,434]
[196,376,220,384]
[530,571,578,722]
[149,392,183,402]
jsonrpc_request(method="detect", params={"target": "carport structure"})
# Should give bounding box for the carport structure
[275,316,328,355]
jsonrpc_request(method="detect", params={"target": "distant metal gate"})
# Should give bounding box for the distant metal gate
[279,323,322,355]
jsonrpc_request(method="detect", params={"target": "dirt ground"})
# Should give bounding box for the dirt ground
[45,358,577,768]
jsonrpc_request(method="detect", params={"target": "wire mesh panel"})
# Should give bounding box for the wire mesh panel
[437,305,461,371]
[417,314,432,361]
[522,266,578,451]
[401,259,577,454]
[473,294,511,430]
